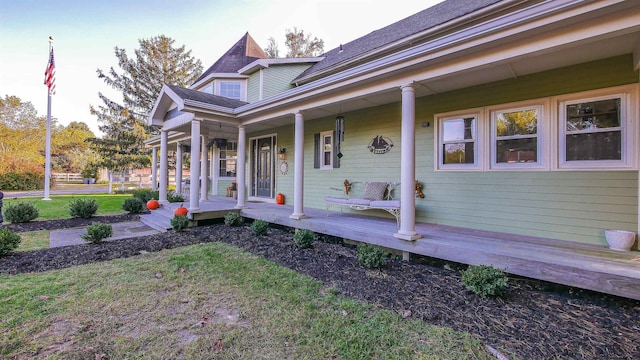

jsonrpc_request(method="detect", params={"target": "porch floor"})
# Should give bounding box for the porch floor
[155,196,640,301]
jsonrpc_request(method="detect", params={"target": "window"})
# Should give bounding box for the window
[219,142,237,177]
[560,96,624,167]
[201,83,213,94]
[314,130,340,169]
[491,105,542,168]
[219,81,242,100]
[436,114,479,170]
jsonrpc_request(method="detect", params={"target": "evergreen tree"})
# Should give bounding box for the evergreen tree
[88,35,203,171]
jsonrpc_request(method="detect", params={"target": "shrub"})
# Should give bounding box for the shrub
[250,219,269,236]
[0,227,21,256]
[131,188,158,203]
[68,198,99,218]
[81,222,113,244]
[461,265,509,298]
[122,197,145,214]
[167,191,185,203]
[357,244,387,269]
[3,201,39,223]
[224,212,244,226]
[171,215,190,232]
[293,229,315,249]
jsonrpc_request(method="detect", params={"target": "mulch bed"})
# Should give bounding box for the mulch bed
[1,217,639,359]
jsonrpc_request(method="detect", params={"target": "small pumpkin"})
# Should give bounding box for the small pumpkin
[146,199,159,210]
[174,204,188,217]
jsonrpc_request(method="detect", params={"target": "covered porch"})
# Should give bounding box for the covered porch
[143,197,640,301]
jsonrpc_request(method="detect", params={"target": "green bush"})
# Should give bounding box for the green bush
[122,197,145,214]
[167,191,185,203]
[0,227,21,256]
[0,171,44,190]
[293,229,315,249]
[81,222,113,244]
[461,265,509,298]
[357,244,387,269]
[68,198,99,218]
[131,188,158,203]
[224,212,244,226]
[171,215,190,232]
[250,219,269,236]
[3,201,39,223]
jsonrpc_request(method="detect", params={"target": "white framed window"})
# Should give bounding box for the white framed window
[219,81,242,100]
[201,83,213,94]
[320,130,333,169]
[435,112,481,170]
[559,91,632,169]
[219,141,237,177]
[490,104,544,169]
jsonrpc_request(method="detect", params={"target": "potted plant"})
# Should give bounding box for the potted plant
[605,230,636,251]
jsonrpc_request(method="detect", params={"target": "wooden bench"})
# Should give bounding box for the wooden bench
[325,180,401,227]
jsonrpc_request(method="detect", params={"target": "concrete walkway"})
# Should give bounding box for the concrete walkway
[50,221,160,248]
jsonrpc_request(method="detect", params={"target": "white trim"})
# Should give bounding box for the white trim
[489,101,547,171]
[319,130,333,169]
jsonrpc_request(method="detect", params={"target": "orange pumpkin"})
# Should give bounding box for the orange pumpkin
[276,193,285,205]
[146,199,159,210]
[174,205,188,216]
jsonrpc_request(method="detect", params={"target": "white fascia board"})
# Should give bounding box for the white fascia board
[148,84,185,126]
[235,0,636,118]
[183,99,237,115]
[162,112,193,132]
[238,57,324,74]
[144,130,190,147]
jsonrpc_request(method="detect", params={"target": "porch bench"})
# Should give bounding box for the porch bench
[325,180,401,227]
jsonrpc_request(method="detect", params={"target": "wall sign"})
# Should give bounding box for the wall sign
[368,135,393,154]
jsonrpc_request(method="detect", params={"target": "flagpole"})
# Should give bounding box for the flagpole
[43,36,53,201]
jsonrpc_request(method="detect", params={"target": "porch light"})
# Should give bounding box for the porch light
[278,148,287,160]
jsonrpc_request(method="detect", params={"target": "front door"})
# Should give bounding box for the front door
[251,136,275,198]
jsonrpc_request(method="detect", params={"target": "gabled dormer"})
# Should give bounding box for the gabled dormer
[190,33,267,102]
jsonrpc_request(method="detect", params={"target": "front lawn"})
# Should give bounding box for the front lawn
[0,242,492,359]
[2,194,130,220]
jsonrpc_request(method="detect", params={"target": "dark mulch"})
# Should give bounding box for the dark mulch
[1,217,639,359]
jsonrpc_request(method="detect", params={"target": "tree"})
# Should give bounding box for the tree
[51,121,96,173]
[88,35,203,171]
[264,37,279,58]
[284,27,324,58]
[0,95,47,174]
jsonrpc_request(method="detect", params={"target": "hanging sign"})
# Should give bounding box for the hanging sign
[367,135,393,154]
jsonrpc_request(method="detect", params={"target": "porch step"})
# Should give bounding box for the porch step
[140,205,174,232]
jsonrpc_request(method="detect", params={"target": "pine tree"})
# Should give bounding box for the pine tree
[88,35,203,171]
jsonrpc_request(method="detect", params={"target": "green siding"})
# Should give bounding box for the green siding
[248,55,639,246]
[247,72,260,103]
[263,64,311,99]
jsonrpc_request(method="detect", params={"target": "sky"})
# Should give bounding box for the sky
[0,0,444,135]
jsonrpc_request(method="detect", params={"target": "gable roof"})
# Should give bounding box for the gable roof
[294,0,502,84]
[194,32,267,84]
[166,84,248,109]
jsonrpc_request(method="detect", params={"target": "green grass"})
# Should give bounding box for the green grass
[0,243,495,359]
[15,230,50,252]
[3,194,130,220]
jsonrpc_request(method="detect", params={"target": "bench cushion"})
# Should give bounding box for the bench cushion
[363,182,388,200]
[370,200,400,208]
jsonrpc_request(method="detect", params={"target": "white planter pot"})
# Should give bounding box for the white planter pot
[604,230,636,251]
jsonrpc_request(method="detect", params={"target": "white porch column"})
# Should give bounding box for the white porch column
[200,135,209,201]
[235,125,247,208]
[394,84,421,241]
[175,143,183,193]
[189,120,201,212]
[290,112,306,219]
[159,130,169,204]
[151,147,158,191]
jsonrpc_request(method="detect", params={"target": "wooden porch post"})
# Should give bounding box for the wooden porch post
[394,84,421,241]
[189,120,201,212]
[290,111,306,219]
[175,143,183,193]
[235,125,247,209]
[200,135,209,201]
[151,147,158,191]
[159,130,169,204]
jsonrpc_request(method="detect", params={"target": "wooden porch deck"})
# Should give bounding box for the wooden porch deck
[164,196,640,301]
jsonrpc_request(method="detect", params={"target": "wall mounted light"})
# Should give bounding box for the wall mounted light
[278,148,287,160]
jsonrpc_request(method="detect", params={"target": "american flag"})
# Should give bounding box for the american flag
[44,46,56,95]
